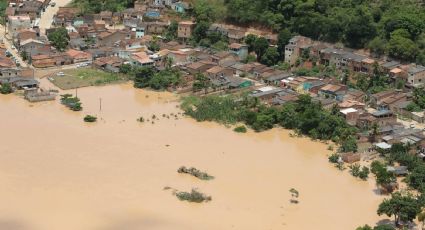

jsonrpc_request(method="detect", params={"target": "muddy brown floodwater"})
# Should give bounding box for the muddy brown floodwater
[0,83,384,230]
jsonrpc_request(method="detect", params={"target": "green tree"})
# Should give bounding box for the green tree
[253,37,269,61]
[164,21,178,41]
[0,83,13,94]
[370,161,396,188]
[244,34,258,53]
[192,73,210,93]
[119,64,132,74]
[368,37,387,57]
[47,27,70,51]
[133,67,155,88]
[277,29,292,59]
[388,31,418,61]
[377,192,421,226]
[343,7,377,48]
[260,47,280,66]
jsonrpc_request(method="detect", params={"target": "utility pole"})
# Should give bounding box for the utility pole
[75,87,78,98]
[99,97,102,111]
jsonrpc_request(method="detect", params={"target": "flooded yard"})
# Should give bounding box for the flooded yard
[0,83,384,230]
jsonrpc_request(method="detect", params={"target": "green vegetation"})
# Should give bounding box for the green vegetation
[51,68,127,90]
[60,94,82,111]
[377,192,421,226]
[177,166,214,180]
[349,163,370,180]
[233,125,247,133]
[370,160,396,190]
[328,153,339,163]
[406,88,425,112]
[129,66,182,90]
[175,189,212,203]
[137,116,145,122]
[70,0,133,14]
[220,0,425,65]
[0,0,7,24]
[0,83,13,94]
[356,225,395,230]
[84,115,97,122]
[182,94,358,152]
[47,27,70,52]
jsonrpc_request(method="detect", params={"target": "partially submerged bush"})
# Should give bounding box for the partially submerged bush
[137,116,145,122]
[328,153,340,163]
[176,189,211,203]
[233,125,247,133]
[0,83,13,94]
[178,166,214,180]
[84,115,97,122]
[61,94,83,111]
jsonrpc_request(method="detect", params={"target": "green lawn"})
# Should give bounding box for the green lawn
[49,68,129,90]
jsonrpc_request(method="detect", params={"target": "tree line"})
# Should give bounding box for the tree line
[197,0,425,65]
[181,94,358,152]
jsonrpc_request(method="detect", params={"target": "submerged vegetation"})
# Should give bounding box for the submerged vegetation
[83,115,97,122]
[178,166,214,180]
[233,125,247,133]
[60,94,83,111]
[0,83,13,95]
[181,94,358,152]
[175,189,212,203]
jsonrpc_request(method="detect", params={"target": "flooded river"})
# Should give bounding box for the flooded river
[0,83,383,230]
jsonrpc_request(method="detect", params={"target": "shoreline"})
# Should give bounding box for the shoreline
[0,83,384,230]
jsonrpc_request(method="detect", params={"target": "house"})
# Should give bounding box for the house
[7,15,31,37]
[19,38,48,56]
[172,1,192,13]
[144,9,160,19]
[15,29,38,47]
[318,84,348,101]
[93,56,124,73]
[271,89,299,105]
[0,76,39,89]
[15,0,43,20]
[186,61,216,75]
[227,28,245,44]
[229,43,248,60]
[263,72,293,85]
[145,21,169,34]
[285,36,312,65]
[205,66,233,79]
[97,30,130,47]
[66,49,93,63]
[339,100,365,111]
[371,110,397,127]
[250,86,285,102]
[340,108,360,125]
[407,64,425,87]
[99,11,113,25]
[53,7,79,26]
[370,90,397,107]
[130,51,154,67]
[178,21,195,39]
[378,93,407,111]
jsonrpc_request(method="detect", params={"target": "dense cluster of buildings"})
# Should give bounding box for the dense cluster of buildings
[1,0,424,153]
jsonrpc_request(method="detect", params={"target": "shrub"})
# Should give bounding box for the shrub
[137,116,145,122]
[178,166,214,180]
[350,163,361,177]
[176,189,211,203]
[233,125,247,133]
[84,115,97,122]
[60,94,83,111]
[0,83,13,94]
[328,153,340,163]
